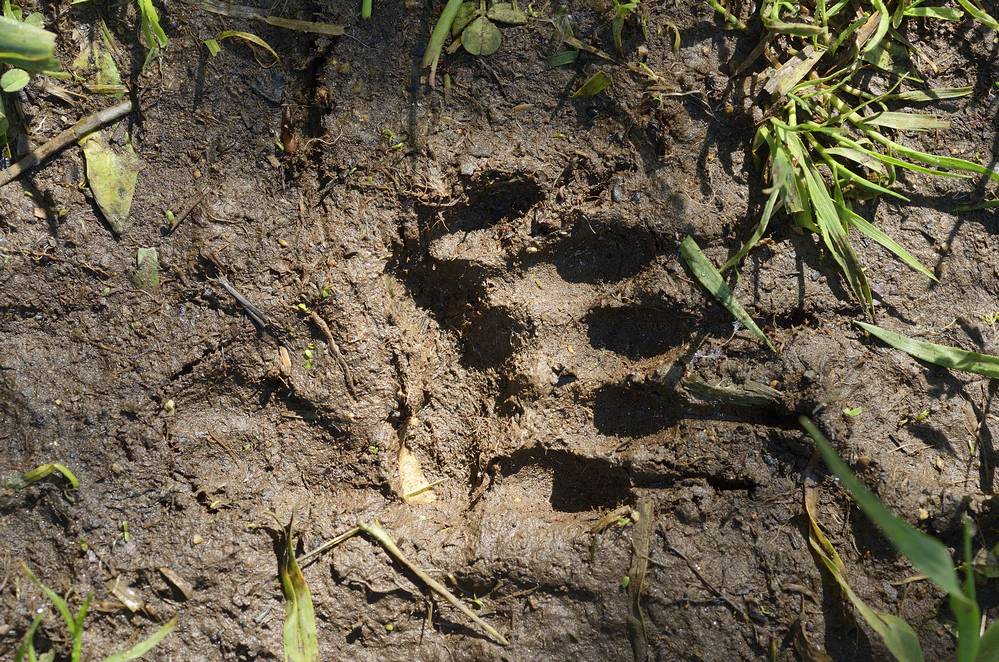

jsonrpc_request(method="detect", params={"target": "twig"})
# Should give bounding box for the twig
[297,526,362,569]
[308,310,356,397]
[359,519,509,646]
[0,100,134,188]
[166,186,209,235]
[295,519,509,645]
[663,542,747,621]
[216,276,270,329]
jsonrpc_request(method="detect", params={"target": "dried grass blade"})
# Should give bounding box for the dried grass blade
[843,209,936,281]
[803,482,925,662]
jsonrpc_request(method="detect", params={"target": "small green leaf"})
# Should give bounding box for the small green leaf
[0,16,58,71]
[680,236,775,351]
[957,0,999,29]
[842,406,863,417]
[80,131,142,235]
[904,6,964,20]
[571,70,611,98]
[461,16,501,56]
[861,111,950,131]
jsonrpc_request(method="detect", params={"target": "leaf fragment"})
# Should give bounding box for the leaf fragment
[213,30,279,64]
[80,131,142,235]
[487,2,527,25]
[399,443,436,504]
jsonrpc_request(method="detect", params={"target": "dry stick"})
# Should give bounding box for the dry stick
[297,526,362,569]
[358,520,510,646]
[626,500,652,662]
[0,100,134,188]
[308,310,356,397]
[296,519,510,645]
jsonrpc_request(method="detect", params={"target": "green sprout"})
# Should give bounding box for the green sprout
[136,0,167,71]
[717,0,997,318]
[16,564,175,662]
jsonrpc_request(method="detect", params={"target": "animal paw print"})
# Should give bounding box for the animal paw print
[392,168,702,438]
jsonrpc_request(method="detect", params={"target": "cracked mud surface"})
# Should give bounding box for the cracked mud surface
[1,1,998,660]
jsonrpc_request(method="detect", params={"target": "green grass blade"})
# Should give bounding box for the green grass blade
[957,0,999,29]
[887,86,973,102]
[279,520,319,662]
[14,612,44,662]
[954,517,982,662]
[868,132,999,183]
[857,321,999,379]
[831,160,907,200]
[21,564,75,633]
[957,198,999,211]
[797,157,873,316]
[863,0,891,54]
[977,620,999,662]
[842,207,936,281]
[680,236,775,350]
[71,594,92,662]
[828,130,967,179]
[722,183,781,272]
[100,616,176,662]
[825,146,888,176]
[806,485,924,661]
[801,416,964,598]
[762,18,825,36]
[862,111,950,131]
[906,6,964,20]
[421,0,464,67]
[136,0,167,48]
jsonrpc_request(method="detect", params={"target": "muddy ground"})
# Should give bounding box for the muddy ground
[1,1,997,660]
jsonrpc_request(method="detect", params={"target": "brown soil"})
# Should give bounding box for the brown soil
[1,1,997,660]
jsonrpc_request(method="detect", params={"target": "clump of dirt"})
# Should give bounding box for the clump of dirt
[1,1,997,660]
